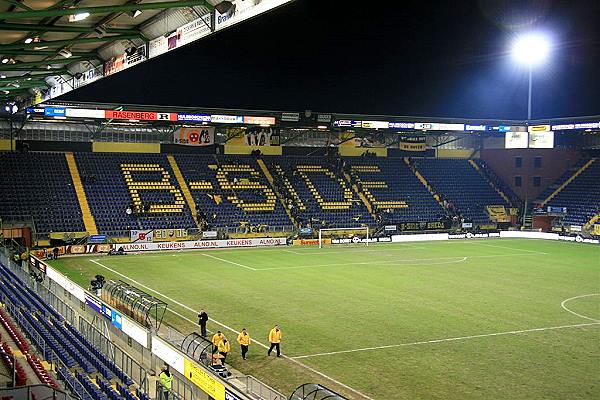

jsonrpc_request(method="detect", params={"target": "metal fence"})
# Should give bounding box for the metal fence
[246,376,286,400]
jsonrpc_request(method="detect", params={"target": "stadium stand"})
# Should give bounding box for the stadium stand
[74,152,196,235]
[0,263,145,400]
[174,154,293,229]
[0,152,85,236]
[542,158,600,226]
[265,156,374,228]
[414,158,511,223]
[347,157,444,223]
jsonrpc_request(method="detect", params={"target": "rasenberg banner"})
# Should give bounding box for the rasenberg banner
[184,358,226,400]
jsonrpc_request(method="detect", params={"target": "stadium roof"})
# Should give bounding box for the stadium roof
[0,0,292,104]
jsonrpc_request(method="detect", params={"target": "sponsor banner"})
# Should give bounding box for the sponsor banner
[281,112,300,122]
[594,224,600,236]
[130,230,153,243]
[66,108,105,119]
[183,358,226,400]
[26,107,45,115]
[414,122,464,131]
[331,237,390,244]
[73,67,103,89]
[317,114,332,123]
[462,222,473,229]
[298,228,313,236]
[397,221,449,232]
[101,304,113,320]
[104,54,126,76]
[215,0,291,31]
[570,225,582,232]
[528,124,551,132]
[292,239,331,246]
[105,110,177,121]
[111,309,123,330]
[361,120,388,129]
[505,131,528,149]
[177,14,212,47]
[499,231,558,240]
[177,113,211,122]
[528,131,554,148]
[115,237,287,252]
[44,107,66,117]
[226,389,241,400]
[547,206,567,214]
[399,136,426,152]
[211,114,243,124]
[334,120,362,128]
[448,232,500,239]
[174,127,215,146]
[384,225,397,231]
[388,122,415,129]
[558,235,600,244]
[465,124,488,131]
[85,294,102,314]
[152,336,185,374]
[88,235,107,243]
[243,116,276,125]
[550,122,599,130]
[122,316,148,348]
[149,36,169,58]
[202,231,218,239]
[153,228,189,242]
[46,265,86,302]
[392,233,449,242]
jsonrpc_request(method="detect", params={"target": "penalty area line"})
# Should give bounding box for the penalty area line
[292,322,600,359]
[89,259,374,400]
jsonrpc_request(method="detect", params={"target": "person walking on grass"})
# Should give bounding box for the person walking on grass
[237,328,251,360]
[218,338,230,364]
[197,309,208,337]
[212,330,225,354]
[267,325,282,357]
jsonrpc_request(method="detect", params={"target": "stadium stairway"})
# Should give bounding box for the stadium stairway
[65,153,98,235]
[342,170,375,216]
[257,158,298,227]
[468,160,512,204]
[167,154,201,228]
[403,158,445,208]
[540,158,596,207]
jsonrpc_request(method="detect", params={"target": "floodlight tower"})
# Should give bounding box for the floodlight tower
[511,33,551,120]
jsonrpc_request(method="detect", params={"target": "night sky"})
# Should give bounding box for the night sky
[60,0,600,120]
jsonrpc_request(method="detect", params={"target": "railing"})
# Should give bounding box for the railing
[0,384,74,400]
[246,376,287,400]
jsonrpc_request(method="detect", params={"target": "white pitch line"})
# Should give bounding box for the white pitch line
[89,259,373,400]
[292,322,600,359]
[561,294,600,322]
[200,253,257,271]
[468,242,548,255]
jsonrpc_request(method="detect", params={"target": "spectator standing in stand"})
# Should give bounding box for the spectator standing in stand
[197,309,208,337]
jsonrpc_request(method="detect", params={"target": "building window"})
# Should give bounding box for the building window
[534,157,542,168]
[515,157,522,168]
[533,176,541,187]
[515,176,522,187]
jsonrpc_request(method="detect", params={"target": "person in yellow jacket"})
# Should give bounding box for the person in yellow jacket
[217,338,230,364]
[237,328,251,360]
[212,330,225,354]
[267,325,282,357]
[158,364,173,400]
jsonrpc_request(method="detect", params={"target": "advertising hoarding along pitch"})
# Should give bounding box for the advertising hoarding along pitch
[105,110,177,121]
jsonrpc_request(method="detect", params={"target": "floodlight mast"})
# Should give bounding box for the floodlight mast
[512,33,551,120]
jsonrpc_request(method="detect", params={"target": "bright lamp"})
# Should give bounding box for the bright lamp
[512,33,551,67]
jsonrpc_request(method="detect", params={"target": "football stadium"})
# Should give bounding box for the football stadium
[0,1,598,400]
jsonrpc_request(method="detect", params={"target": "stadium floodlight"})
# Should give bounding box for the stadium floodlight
[511,32,551,120]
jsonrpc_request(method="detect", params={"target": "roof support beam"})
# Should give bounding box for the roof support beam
[4,0,33,12]
[0,1,213,20]
[0,56,96,71]
[0,82,48,91]
[0,49,90,57]
[0,22,141,35]
[0,74,59,84]
[0,33,140,51]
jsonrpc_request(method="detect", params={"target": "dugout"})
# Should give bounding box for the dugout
[289,383,347,400]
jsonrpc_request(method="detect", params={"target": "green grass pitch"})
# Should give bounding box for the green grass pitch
[50,239,600,400]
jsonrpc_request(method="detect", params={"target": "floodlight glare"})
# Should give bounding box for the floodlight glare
[512,33,550,66]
